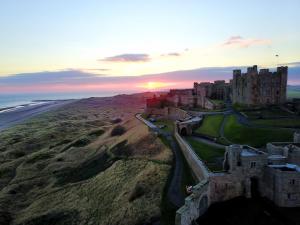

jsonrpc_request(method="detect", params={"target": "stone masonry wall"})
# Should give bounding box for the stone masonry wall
[174,128,210,181]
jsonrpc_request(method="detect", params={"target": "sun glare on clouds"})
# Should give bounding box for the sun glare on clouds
[137,81,176,90]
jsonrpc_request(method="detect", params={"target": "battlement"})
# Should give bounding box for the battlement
[232,65,288,105]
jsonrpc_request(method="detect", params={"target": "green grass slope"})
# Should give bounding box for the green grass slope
[224,115,293,147]
[0,95,173,225]
[195,115,224,138]
[186,137,225,171]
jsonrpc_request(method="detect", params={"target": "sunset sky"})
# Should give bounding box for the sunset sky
[0,0,300,93]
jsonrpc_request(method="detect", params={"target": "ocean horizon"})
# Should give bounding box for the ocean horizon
[0,92,122,109]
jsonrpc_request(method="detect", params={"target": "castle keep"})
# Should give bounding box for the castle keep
[145,80,230,114]
[145,65,288,115]
[232,65,288,105]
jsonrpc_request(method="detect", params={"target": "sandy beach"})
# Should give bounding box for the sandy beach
[0,100,74,131]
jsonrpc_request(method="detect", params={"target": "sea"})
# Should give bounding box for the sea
[0,92,119,109]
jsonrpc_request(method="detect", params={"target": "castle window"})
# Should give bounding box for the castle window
[287,193,291,199]
[290,179,295,185]
[237,161,241,166]
[250,162,256,168]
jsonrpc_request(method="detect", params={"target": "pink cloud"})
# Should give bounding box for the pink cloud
[222,36,271,48]
[99,54,150,63]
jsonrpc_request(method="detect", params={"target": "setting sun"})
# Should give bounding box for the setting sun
[138,81,176,90]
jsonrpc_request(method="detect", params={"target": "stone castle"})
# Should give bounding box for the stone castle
[146,65,288,114]
[175,128,300,225]
[145,80,231,115]
[232,65,288,105]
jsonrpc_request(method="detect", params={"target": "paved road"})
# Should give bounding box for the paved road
[0,100,74,131]
[136,114,184,207]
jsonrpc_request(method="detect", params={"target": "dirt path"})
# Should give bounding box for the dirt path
[165,132,185,207]
[135,114,184,207]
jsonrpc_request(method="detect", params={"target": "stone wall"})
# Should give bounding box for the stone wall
[175,181,210,225]
[144,106,190,121]
[174,128,210,181]
[204,98,215,110]
[209,173,243,204]
[167,107,190,121]
[262,166,300,207]
[174,127,212,225]
[144,107,168,117]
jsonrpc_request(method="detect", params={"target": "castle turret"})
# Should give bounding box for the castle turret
[227,144,243,172]
[277,66,288,103]
[294,131,300,143]
[247,65,258,74]
[233,69,241,79]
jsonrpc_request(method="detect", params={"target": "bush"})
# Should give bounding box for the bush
[71,138,91,147]
[111,125,126,136]
[128,183,145,202]
[111,118,122,124]
[11,151,26,158]
[88,129,105,137]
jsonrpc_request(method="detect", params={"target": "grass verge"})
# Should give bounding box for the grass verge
[224,115,293,147]
[195,115,224,137]
[252,118,300,128]
[186,137,225,172]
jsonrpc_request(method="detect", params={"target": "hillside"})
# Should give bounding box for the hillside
[0,95,172,225]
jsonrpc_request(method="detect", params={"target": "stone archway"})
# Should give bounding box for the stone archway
[198,195,208,216]
[250,177,260,198]
[180,127,188,136]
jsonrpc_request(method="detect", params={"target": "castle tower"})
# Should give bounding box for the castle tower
[277,66,288,103]
[232,70,241,103]
[294,131,300,143]
[227,144,243,172]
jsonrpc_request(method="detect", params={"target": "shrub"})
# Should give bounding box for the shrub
[71,138,91,147]
[10,151,26,158]
[111,118,122,124]
[111,125,126,136]
[128,183,145,202]
[88,129,105,137]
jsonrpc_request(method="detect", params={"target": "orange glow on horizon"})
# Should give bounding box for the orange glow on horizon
[137,81,176,90]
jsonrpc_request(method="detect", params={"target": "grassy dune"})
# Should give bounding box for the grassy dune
[0,95,172,225]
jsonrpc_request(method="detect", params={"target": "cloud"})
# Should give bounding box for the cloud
[1,64,299,94]
[161,52,181,57]
[222,36,271,48]
[283,61,300,67]
[99,54,150,62]
[85,68,110,72]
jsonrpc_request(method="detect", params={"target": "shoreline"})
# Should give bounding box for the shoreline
[0,99,75,131]
[0,99,74,114]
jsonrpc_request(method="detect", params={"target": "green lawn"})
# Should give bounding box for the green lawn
[154,119,175,133]
[224,115,293,147]
[253,118,300,128]
[186,137,225,172]
[195,115,224,137]
[242,107,292,119]
[287,90,300,99]
[210,99,224,105]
